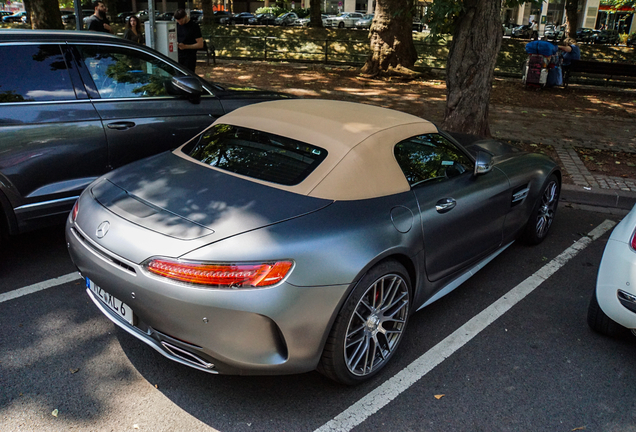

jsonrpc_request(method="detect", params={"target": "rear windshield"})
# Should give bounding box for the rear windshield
[182,124,328,186]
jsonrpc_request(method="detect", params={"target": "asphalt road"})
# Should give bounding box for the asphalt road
[1,205,634,432]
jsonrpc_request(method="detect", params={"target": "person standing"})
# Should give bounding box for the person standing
[85,0,112,33]
[559,37,581,66]
[531,20,539,40]
[174,9,204,73]
[123,15,144,44]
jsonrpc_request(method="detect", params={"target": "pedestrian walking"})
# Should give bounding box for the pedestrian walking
[85,0,111,33]
[532,20,539,40]
[123,16,144,44]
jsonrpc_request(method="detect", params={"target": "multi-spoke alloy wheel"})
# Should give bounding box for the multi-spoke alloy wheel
[319,261,410,385]
[345,273,409,376]
[535,179,558,238]
[523,173,560,245]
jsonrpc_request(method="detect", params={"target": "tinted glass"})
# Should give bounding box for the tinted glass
[76,45,187,99]
[394,134,473,186]
[0,44,74,103]
[183,124,328,186]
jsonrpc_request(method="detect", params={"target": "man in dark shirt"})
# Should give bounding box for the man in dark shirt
[86,0,111,33]
[174,9,203,73]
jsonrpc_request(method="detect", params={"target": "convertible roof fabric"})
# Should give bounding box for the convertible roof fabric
[176,99,438,200]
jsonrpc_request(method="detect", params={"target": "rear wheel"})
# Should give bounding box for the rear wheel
[318,260,410,385]
[522,173,560,245]
[338,21,345,28]
[587,290,625,337]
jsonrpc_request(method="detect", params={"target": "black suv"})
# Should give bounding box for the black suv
[0,30,290,242]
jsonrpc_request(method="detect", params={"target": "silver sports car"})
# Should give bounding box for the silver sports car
[66,100,561,385]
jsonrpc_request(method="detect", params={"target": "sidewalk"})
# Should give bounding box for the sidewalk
[489,105,636,211]
[198,60,636,211]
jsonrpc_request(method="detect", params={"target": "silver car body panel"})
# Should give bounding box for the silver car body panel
[68,222,351,374]
[66,100,562,376]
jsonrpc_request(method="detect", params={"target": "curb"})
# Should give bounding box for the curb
[560,184,636,210]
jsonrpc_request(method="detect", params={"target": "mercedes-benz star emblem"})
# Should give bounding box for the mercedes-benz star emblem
[96,221,110,238]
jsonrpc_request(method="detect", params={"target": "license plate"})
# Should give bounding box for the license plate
[86,278,134,325]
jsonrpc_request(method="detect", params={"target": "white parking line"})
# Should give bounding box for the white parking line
[0,272,82,304]
[315,219,616,432]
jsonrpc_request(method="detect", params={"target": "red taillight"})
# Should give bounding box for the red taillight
[144,259,293,288]
[631,229,636,251]
[71,200,79,222]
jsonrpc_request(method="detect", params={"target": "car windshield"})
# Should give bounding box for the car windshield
[183,124,328,186]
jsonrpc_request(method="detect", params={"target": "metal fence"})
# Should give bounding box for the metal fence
[204,33,636,77]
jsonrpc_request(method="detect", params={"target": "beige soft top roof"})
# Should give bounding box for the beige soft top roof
[176,99,438,200]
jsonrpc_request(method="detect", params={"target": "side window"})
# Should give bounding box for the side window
[0,44,75,103]
[76,45,188,99]
[394,134,474,187]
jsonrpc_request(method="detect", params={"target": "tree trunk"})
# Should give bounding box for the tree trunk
[441,0,502,136]
[201,0,215,24]
[564,0,579,39]
[309,0,323,28]
[28,0,63,29]
[360,0,418,77]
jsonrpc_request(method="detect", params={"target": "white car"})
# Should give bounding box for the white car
[588,203,636,337]
[324,12,364,28]
[274,12,298,26]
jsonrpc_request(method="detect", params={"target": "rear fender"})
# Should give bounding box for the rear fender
[0,187,18,236]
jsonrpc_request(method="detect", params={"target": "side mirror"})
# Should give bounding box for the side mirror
[474,151,493,176]
[167,76,203,104]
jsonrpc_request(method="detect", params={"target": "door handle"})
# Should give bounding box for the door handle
[435,198,456,214]
[107,121,136,130]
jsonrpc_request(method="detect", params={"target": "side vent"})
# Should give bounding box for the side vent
[161,342,215,370]
[511,185,530,207]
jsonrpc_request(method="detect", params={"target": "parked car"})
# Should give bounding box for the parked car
[226,12,255,25]
[543,24,565,41]
[324,12,365,28]
[575,28,597,43]
[212,10,231,23]
[2,11,27,23]
[294,16,310,26]
[136,10,151,22]
[274,12,299,26]
[66,98,561,385]
[354,13,373,30]
[588,203,636,338]
[511,24,532,38]
[116,11,136,23]
[248,12,277,25]
[0,30,292,243]
[592,29,619,45]
[412,17,424,32]
[502,23,515,36]
[189,10,203,22]
[156,12,174,21]
[61,11,75,24]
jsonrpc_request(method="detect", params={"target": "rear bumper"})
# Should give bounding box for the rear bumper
[66,220,349,375]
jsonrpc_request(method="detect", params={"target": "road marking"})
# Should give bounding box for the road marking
[0,272,82,304]
[315,219,616,432]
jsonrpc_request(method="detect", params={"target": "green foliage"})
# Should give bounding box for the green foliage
[600,0,636,7]
[255,6,288,16]
[425,0,542,38]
